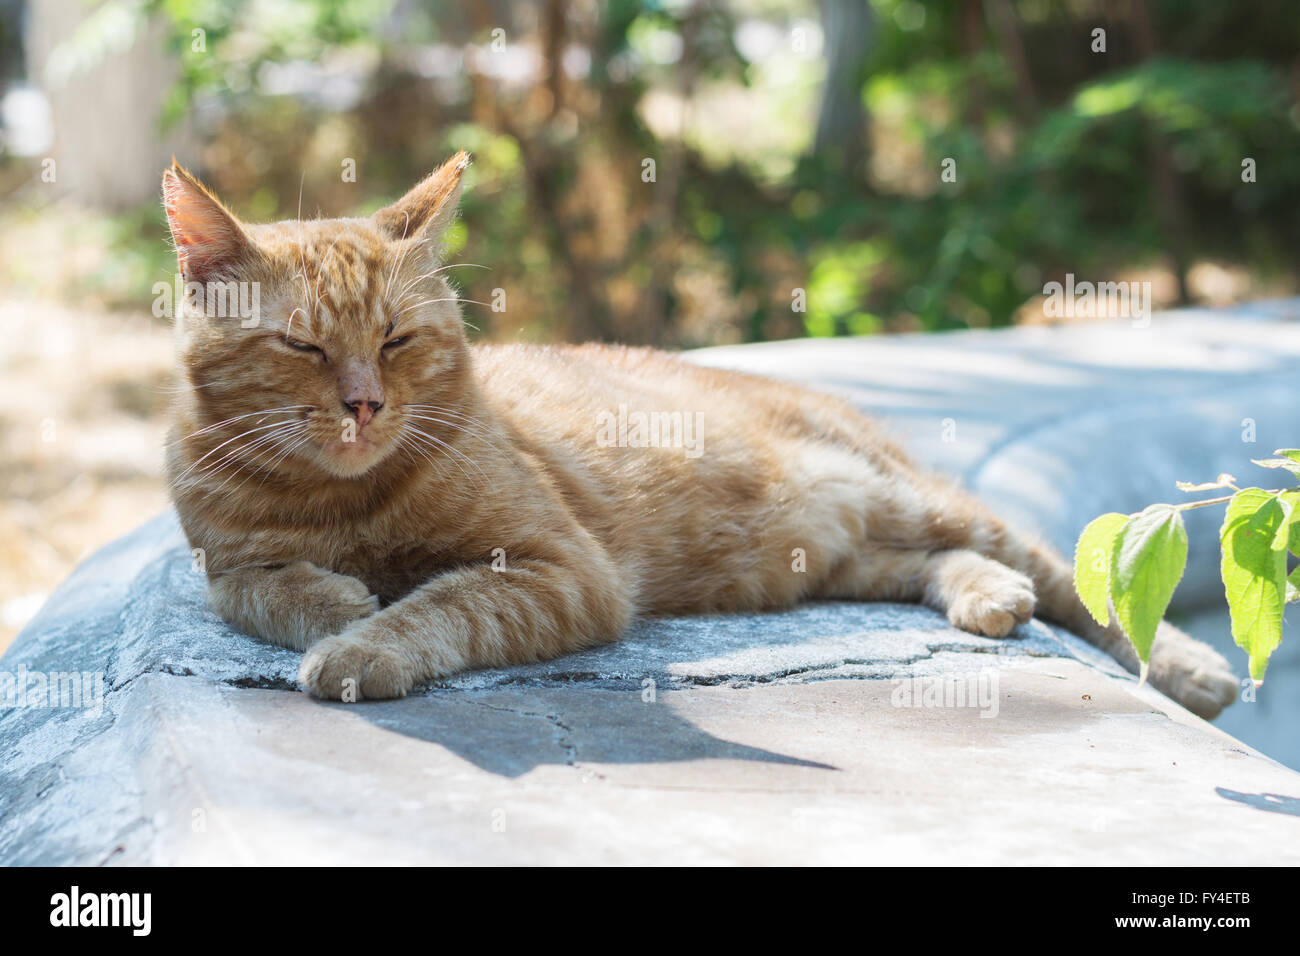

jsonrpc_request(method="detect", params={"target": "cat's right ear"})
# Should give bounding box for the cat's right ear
[162,161,252,282]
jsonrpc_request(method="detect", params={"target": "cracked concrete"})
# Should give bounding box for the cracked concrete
[4,305,1300,863]
[3,493,1298,864]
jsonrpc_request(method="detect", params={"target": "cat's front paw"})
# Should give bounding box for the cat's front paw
[288,563,382,642]
[212,560,381,651]
[210,561,380,651]
[298,633,415,701]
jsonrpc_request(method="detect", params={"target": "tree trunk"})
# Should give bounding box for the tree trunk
[813,0,873,177]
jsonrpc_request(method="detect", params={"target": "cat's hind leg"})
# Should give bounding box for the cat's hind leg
[820,545,1036,638]
[795,430,1237,716]
[859,482,1238,717]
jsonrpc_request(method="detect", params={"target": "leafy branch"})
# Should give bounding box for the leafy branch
[1073,449,1300,684]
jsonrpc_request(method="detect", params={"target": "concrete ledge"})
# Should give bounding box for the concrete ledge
[5,303,1300,865]
[66,667,1300,865]
[3,511,1300,865]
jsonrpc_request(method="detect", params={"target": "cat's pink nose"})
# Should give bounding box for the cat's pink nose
[338,360,384,427]
[345,397,384,427]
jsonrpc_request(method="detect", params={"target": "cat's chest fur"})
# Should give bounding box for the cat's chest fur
[332,544,451,605]
[264,503,482,604]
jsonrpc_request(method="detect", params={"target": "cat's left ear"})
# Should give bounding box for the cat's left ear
[371,150,470,243]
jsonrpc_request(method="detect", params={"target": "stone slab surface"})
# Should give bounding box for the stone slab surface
[3,509,1299,865]
[6,304,1300,865]
[75,667,1300,866]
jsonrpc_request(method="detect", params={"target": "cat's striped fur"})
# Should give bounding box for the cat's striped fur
[163,154,1238,718]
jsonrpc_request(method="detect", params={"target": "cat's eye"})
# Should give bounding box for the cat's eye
[382,336,410,351]
[286,339,322,354]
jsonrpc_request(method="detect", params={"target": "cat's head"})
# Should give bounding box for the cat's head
[163,154,472,480]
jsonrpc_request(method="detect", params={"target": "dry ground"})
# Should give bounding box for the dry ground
[0,299,173,652]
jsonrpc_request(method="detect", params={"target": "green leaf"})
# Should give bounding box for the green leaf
[1220,488,1287,683]
[1272,491,1297,552]
[1074,513,1129,626]
[1110,504,1188,671]
[1250,457,1300,479]
[1280,489,1300,558]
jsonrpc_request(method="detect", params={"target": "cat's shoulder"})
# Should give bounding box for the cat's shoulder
[472,341,684,371]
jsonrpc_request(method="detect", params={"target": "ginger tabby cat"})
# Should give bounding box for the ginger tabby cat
[162,153,1238,719]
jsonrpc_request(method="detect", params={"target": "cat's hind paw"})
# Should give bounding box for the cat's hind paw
[942,557,1036,639]
[1146,622,1239,720]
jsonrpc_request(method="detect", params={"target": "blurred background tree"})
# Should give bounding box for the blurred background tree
[2,0,1299,344]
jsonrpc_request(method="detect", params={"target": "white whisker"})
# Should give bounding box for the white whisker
[166,405,310,449]
[401,412,512,460]
[173,417,304,482]
[177,424,305,491]
[206,422,310,496]
[402,422,490,487]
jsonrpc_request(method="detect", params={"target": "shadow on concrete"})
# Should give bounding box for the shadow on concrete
[342,685,839,779]
[1215,787,1300,817]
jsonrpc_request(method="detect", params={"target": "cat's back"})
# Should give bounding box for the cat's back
[471,341,897,458]
[474,341,802,428]
[473,341,720,405]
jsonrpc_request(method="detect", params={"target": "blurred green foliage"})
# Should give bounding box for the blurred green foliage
[11,0,1300,341]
